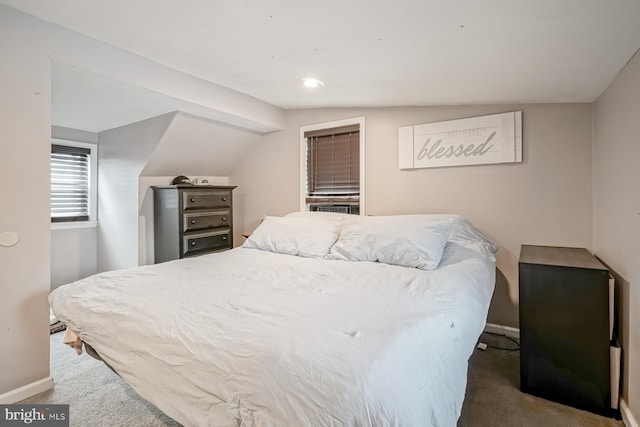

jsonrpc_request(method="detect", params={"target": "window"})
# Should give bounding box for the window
[300,117,365,214]
[50,140,97,223]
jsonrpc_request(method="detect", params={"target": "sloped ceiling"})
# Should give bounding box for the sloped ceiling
[53,65,183,133]
[5,0,640,110]
[140,113,262,177]
[52,63,282,134]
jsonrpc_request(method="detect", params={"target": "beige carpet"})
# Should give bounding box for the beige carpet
[21,331,623,426]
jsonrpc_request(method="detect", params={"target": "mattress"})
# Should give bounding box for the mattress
[50,240,495,426]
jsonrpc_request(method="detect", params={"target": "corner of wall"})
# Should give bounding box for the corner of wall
[96,112,176,272]
[51,125,98,144]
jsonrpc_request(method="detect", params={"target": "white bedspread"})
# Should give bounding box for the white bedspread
[49,244,495,426]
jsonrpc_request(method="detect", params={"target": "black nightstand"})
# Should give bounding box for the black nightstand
[519,245,612,416]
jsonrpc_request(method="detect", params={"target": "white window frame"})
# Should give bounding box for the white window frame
[51,138,98,230]
[299,116,365,215]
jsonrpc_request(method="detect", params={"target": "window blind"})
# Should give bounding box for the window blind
[306,126,359,198]
[51,144,90,222]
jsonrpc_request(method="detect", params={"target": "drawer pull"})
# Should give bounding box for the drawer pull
[222,236,227,240]
[190,198,196,203]
[221,197,227,202]
[191,219,196,224]
[222,217,227,221]
[191,241,196,246]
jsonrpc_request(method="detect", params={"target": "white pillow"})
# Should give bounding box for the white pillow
[285,211,499,258]
[285,210,348,222]
[421,214,499,257]
[242,216,340,258]
[327,215,454,270]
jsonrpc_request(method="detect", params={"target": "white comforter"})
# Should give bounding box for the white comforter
[49,244,495,427]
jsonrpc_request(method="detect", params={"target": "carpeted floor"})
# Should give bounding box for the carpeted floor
[458,333,623,427]
[20,332,179,426]
[21,331,623,426]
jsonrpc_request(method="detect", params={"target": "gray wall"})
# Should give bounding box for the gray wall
[230,104,594,327]
[593,48,640,421]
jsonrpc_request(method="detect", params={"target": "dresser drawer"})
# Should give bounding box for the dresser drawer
[182,229,231,256]
[153,185,236,263]
[183,211,230,232]
[182,190,231,210]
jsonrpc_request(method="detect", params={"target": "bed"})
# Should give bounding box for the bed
[49,212,497,426]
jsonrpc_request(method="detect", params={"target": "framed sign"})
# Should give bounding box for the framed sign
[399,111,522,170]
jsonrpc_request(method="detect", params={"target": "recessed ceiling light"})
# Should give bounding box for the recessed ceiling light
[301,78,324,88]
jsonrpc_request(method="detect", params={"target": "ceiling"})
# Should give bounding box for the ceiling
[52,64,188,132]
[4,0,640,129]
[141,113,262,177]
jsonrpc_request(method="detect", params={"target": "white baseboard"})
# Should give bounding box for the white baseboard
[0,377,53,404]
[484,322,520,339]
[621,399,638,427]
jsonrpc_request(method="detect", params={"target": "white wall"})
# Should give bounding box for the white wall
[97,113,175,272]
[50,126,98,291]
[50,227,98,291]
[141,113,262,177]
[593,49,640,422]
[230,104,594,327]
[0,14,51,395]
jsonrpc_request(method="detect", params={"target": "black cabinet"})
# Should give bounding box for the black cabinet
[519,245,611,416]
[152,185,236,263]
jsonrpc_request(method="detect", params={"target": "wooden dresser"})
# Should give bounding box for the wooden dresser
[519,245,612,416]
[152,185,236,263]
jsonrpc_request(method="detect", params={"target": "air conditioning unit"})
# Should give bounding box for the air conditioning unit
[309,204,360,215]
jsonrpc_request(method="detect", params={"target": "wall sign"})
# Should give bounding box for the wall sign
[399,111,522,170]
